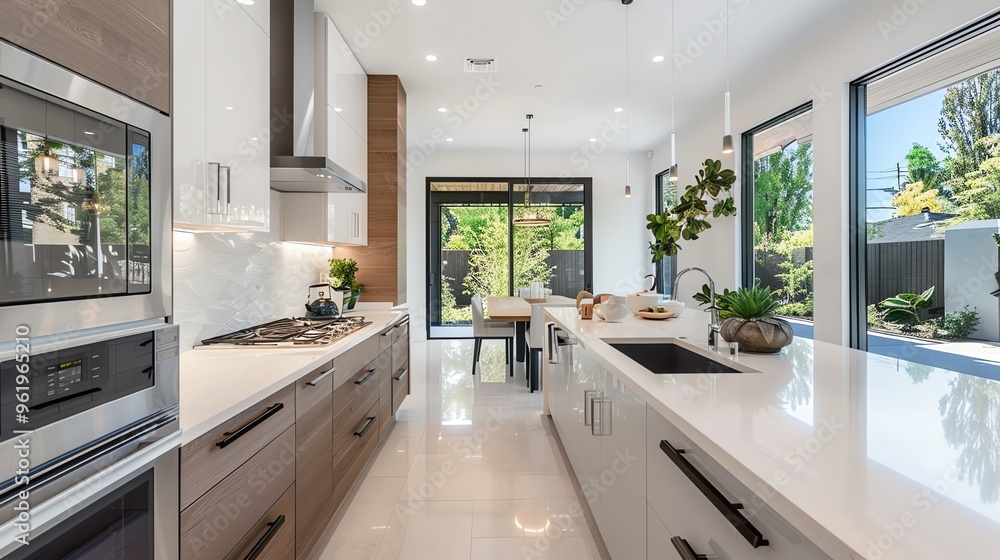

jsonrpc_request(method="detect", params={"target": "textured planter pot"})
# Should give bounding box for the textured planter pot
[720,317,794,354]
[992,272,1000,297]
[345,289,362,310]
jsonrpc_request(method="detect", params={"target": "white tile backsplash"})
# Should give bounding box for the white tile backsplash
[173,228,331,351]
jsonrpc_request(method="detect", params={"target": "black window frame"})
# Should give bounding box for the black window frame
[740,102,814,288]
[654,169,678,297]
[848,10,1000,351]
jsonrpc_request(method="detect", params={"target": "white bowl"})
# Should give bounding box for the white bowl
[658,300,686,317]
[626,293,665,315]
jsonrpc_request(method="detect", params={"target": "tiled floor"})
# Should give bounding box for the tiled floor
[309,339,608,560]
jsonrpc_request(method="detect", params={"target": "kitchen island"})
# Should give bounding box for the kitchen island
[543,306,1000,560]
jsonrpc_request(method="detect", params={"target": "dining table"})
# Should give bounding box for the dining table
[485,295,575,363]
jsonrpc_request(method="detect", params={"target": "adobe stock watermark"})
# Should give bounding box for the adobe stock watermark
[544,0,594,31]
[561,115,627,177]
[674,0,752,74]
[408,75,503,169]
[878,0,930,41]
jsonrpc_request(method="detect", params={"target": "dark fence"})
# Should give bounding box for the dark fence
[441,249,585,306]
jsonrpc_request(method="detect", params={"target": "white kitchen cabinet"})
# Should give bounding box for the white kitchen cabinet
[647,502,675,559]
[281,192,366,246]
[571,344,605,521]
[173,0,270,231]
[596,373,646,560]
[647,407,830,560]
[315,14,368,185]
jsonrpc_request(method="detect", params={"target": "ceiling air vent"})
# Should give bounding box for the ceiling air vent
[464,58,497,73]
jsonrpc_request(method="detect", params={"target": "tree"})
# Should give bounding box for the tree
[462,215,553,299]
[753,141,813,244]
[891,181,943,216]
[951,135,1000,223]
[938,69,1000,180]
[906,143,944,192]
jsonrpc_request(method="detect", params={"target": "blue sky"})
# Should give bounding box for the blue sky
[866,89,948,222]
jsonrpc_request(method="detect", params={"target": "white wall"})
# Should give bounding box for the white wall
[406,150,653,340]
[649,0,999,346]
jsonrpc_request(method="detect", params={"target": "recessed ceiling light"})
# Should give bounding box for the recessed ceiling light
[251,137,258,141]
[652,55,665,63]
[334,107,343,112]
[83,131,95,135]
[446,138,454,142]
[411,0,426,5]
[236,0,254,4]
[438,107,448,113]
[589,138,597,142]
[614,107,623,113]
[425,54,437,61]
[226,106,234,110]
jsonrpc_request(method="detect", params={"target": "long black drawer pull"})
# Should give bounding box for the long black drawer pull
[393,368,408,382]
[355,368,377,385]
[671,537,707,560]
[244,515,285,560]
[354,416,376,438]
[217,403,284,449]
[307,367,335,386]
[660,440,768,548]
[139,338,154,347]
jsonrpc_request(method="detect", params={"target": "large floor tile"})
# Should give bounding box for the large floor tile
[367,437,423,477]
[353,476,406,505]
[375,501,474,560]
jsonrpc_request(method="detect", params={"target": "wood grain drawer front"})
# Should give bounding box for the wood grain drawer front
[379,398,393,440]
[331,402,380,514]
[391,324,409,375]
[647,410,830,560]
[334,335,380,389]
[379,349,393,404]
[0,0,170,113]
[391,318,409,343]
[181,427,296,560]
[224,483,296,560]
[295,362,335,556]
[334,359,380,452]
[392,361,409,416]
[379,326,394,354]
[181,384,295,510]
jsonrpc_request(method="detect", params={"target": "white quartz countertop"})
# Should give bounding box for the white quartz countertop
[179,310,406,445]
[544,306,1000,560]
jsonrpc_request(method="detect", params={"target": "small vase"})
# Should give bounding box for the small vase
[720,317,794,354]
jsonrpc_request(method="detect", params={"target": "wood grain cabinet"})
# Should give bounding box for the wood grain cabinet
[295,360,336,555]
[225,483,296,560]
[0,0,171,113]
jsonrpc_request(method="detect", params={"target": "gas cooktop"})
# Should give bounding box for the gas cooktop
[197,316,372,348]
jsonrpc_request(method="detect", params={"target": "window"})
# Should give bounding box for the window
[655,169,677,297]
[741,104,815,338]
[850,14,1000,379]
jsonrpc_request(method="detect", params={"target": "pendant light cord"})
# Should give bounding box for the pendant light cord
[625,3,630,187]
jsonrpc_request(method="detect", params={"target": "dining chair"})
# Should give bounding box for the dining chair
[470,294,514,375]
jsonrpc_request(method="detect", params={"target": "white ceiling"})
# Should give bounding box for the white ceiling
[316,0,874,153]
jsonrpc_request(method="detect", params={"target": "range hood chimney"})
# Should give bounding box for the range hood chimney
[270,0,366,193]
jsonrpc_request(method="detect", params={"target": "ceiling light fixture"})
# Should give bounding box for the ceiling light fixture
[334,107,343,112]
[236,0,254,4]
[83,130,95,136]
[722,0,734,154]
[446,138,454,142]
[652,55,665,63]
[226,106,234,110]
[614,107,624,113]
[411,0,426,5]
[514,114,551,227]
[425,54,437,61]
[623,0,631,199]
[669,0,678,181]
[589,138,597,142]
[438,107,447,113]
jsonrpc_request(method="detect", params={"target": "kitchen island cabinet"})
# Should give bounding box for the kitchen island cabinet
[179,310,410,559]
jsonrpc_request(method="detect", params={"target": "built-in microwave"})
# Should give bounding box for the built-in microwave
[0,41,171,338]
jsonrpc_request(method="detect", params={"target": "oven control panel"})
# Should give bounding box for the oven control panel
[0,327,177,440]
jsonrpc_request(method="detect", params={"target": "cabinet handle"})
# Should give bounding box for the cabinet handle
[207,162,220,214]
[307,366,335,386]
[355,368,377,385]
[547,324,558,364]
[139,338,154,347]
[220,165,231,216]
[660,440,769,548]
[354,416,376,438]
[670,537,707,560]
[216,403,284,449]
[591,396,612,436]
[583,390,602,426]
[244,515,285,560]
[393,368,408,382]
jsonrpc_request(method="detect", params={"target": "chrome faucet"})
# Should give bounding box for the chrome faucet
[671,267,721,349]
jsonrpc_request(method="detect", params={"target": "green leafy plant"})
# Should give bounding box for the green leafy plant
[935,306,981,340]
[692,280,780,321]
[647,159,737,261]
[879,286,935,326]
[328,258,361,291]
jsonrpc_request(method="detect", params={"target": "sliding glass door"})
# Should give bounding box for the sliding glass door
[427,179,592,338]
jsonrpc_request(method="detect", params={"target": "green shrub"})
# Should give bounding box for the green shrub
[329,258,361,291]
[776,299,813,318]
[879,287,935,326]
[934,306,981,340]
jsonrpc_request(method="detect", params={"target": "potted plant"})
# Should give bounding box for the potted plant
[329,257,363,310]
[695,280,794,354]
[647,159,737,261]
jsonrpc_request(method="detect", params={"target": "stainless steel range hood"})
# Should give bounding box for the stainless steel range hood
[270,0,366,193]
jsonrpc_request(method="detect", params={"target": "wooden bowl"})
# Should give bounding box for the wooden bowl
[635,310,676,320]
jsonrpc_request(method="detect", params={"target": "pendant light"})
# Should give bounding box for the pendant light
[514,114,550,227]
[623,0,631,198]
[35,153,58,176]
[722,0,734,154]
[668,0,678,181]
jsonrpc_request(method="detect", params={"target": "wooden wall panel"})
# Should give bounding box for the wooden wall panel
[0,0,170,113]
[339,75,406,305]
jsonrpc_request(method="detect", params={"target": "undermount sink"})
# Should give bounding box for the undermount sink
[606,341,749,374]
